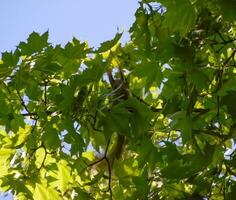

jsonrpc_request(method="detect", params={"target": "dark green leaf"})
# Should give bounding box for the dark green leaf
[96,32,122,53]
[18,31,49,55]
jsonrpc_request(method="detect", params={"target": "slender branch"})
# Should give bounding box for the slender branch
[38,145,47,171]
[193,129,229,141]
[29,144,43,158]
[217,31,226,43]
[16,90,32,116]
[103,139,113,199]
[209,38,236,45]
[105,157,113,200]
[104,138,111,157]
[80,139,113,199]
[21,110,58,117]
[223,50,236,68]
[225,163,236,177]
[216,95,220,123]
[21,112,37,117]
[133,92,210,114]
[44,80,48,107]
[131,92,161,112]
[30,118,38,134]
[225,147,236,159]
[215,49,236,92]
[80,139,111,173]
[87,114,103,132]
[87,157,105,167]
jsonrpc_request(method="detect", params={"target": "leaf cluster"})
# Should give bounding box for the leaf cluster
[0,0,236,199]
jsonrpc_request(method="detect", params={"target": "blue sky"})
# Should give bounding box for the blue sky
[0,1,139,199]
[0,0,138,52]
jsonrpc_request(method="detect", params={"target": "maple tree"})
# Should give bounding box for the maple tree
[0,0,236,199]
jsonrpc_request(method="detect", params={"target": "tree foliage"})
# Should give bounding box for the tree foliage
[0,0,236,199]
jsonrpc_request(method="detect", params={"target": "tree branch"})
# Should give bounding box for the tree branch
[80,139,113,199]
[105,157,113,200]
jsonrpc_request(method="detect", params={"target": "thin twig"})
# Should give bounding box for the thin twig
[16,90,32,115]
[44,80,48,107]
[225,163,236,177]
[21,112,37,117]
[217,31,226,43]
[215,49,236,92]
[80,139,111,173]
[38,145,47,171]
[87,157,105,167]
[79,139,113,199]
[105,157,113,200]
[37,143,56,171]
[131,92,161,112]
[29,144,43,158]
[209,38,236,45]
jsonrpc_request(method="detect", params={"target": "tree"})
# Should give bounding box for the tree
[0,0,236,199]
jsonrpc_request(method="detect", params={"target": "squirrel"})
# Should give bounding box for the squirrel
[107,68,131,161]
[107,68,130,101]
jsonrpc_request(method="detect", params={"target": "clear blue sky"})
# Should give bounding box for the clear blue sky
[0,1,139,199]
[0,0,138,52]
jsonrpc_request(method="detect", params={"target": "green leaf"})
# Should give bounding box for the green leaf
[64,130,85,155]
[0,67,13,78]
[96,32,122,53]
[64,38,90,59]
[100,104,131,138]
[218,0,236,22]
[42,126,60,150]
[76,55,106,86]
[11,126,30,148]
[227,182,236,199]
[0,51,20,77]
[161,0,197,36]
[35,62,63,75]
[221,91,236,119]
[74,187,95,200]
[134,60,163,89]
[56,160,72,194]
[10,114,25,133]
[170,111,192,143]
[1,51,19,67]
[33,184,60,200]
[136,138,161,168]
[132,176,149,197]
[0,2,235,199]
[18,31,49,55]
[25,80,42,100]
[161,142,182,162]
[59,85,75,114]
[0,149,15,177]
[123,97,154,136]
[188,69,209,91]
[161,154,205,180]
